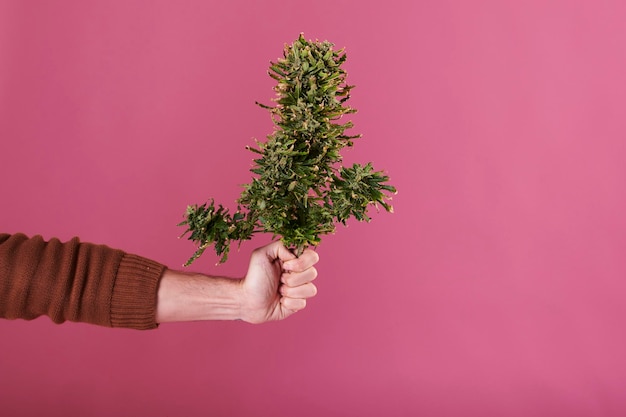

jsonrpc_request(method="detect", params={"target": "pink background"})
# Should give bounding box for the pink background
[1,1,625,416]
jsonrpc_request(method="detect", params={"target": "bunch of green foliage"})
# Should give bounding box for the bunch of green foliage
[180,34,396,265]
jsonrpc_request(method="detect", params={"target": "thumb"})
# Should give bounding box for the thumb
[264,241,297,266]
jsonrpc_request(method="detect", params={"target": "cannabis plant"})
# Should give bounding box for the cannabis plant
[180,34,396,265]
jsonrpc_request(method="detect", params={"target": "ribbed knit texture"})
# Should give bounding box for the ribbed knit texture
[0,233,166,330]
[111,254,165,329]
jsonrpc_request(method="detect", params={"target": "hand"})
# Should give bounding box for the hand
[155,241,319,324]
[240,241,319,323]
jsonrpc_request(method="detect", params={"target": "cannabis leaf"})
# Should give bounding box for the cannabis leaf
[180,34,396,265]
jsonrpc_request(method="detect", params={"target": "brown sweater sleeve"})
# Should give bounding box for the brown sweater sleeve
[0,233,166,330]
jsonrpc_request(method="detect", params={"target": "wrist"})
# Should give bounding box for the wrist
[156,269,244,323]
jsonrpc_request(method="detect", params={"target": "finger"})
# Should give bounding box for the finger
[281,297,306,312]
[280,282,317,299]
[282,266,318,287]
[282,249,319,272]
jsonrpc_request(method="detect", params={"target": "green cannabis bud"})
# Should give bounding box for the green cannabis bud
[180,34,396,265]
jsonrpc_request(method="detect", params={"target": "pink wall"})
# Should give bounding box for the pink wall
[1,1,625,415]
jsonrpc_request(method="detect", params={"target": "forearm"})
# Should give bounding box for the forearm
[155,269,244,323]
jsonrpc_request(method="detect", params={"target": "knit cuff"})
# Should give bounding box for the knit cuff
[110,254,167,330]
